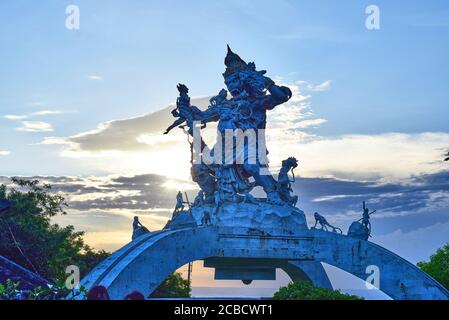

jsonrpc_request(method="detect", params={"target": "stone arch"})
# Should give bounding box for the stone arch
[78,227,219,299]
[311,230,449,300]
[284,261,333,290]
[76,227,449,300]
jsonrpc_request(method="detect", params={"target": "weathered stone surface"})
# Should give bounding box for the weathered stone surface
[187,202,307,235]
[164,211,197,230]
[348,221,370,240]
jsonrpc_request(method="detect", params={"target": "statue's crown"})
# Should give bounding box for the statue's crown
[223,45,249,77]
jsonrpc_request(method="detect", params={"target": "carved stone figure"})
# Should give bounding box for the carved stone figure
[132,216,150,240]
[193,190,205,207]
[359,201,376,235]
[277,157,299,206]
[312,212,342,233]
[173,191,185,215]
[201,211,211,226]
[348,202,376,240]
[191,164,216,204]
[165,46,293,206]
[164,84,204,135]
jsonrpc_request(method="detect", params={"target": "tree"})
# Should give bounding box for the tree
[0,178,109,281]
[150,272,191,298]
[272,281,362,300]
[417,243,449,290]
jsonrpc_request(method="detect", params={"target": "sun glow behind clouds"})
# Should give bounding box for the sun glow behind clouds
[36,80,449,183]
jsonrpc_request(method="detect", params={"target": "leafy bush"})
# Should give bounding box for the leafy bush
[418,243,449,290]
[0,279,23,300]
[273,281,362,300]
[150,272,191,298]
[0,279,88,300]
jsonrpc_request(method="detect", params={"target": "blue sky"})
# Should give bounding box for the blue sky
[1,1,449,163]
[1,1,449,298]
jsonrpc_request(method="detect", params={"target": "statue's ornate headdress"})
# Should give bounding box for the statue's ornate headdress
[223,45,266,77]
[223,46,269,97]
[223,45,248,77]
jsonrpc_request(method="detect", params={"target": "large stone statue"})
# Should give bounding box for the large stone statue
[165,46,294,206]
[77,48,449,301]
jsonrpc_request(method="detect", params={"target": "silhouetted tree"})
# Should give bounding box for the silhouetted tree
[150,272,191,298]
[273,281,362,300]
[0,178,109,281]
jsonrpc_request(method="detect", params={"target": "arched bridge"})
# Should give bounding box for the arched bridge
[76,226,449,300]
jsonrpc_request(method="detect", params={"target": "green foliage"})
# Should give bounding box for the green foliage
[27,281,88,300]
[418,243,449,290]
[150,272,191,298]
[0,279,22,300]
[272,281,363,300]
[0,178,110,281]
[0,279,88,300]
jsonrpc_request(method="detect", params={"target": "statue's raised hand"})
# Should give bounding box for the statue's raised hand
[177,83,189,96]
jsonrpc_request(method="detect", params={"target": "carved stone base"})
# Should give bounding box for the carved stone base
[168,201,308,235]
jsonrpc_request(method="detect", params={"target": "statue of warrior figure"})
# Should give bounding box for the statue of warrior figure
[359,201,376,236]
[164,84,205,135]
[172,46,293,205]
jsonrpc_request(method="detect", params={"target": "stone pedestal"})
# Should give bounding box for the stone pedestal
[172,202,308,236]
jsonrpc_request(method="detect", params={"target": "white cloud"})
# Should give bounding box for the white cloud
[4,115,27,120]
[293,118,328,129]
[40,137,74,145]
[31,110,65,116]
[4,110,66,121]
[267,132,449,182]
[296,80,332,92]
[310,80,332,91]
[17,121,54,132]
[87,75,103,80]
[267,79,315,129]
[0,151,10,156]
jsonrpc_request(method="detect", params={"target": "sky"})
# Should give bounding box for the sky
[1,0,449,298]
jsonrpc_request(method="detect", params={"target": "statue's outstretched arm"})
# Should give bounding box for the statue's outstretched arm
[194,106,219,124]
[264,79,293,110]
